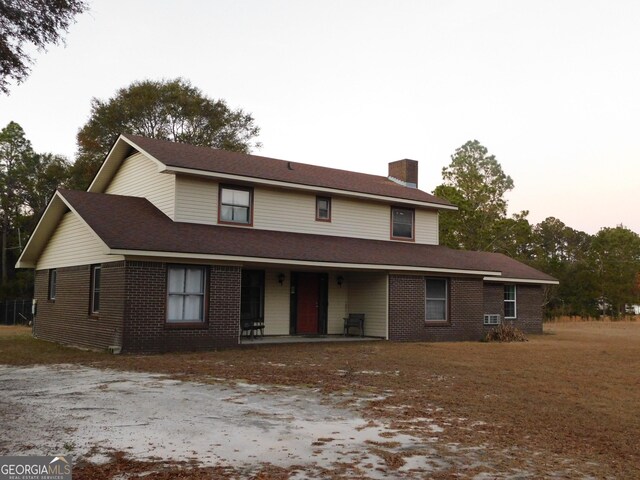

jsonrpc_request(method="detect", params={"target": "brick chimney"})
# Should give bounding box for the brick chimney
[388,159,418,188]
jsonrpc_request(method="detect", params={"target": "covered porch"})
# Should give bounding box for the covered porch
[239,267,389,344]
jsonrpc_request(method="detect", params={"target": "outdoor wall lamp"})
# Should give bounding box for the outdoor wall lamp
[278,273,285,285]
[337,275,344,287]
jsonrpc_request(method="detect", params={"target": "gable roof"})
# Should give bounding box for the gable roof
[22,189,554,283]
[89,134,456,209]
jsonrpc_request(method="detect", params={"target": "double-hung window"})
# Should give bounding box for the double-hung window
[391,207,414,240]
[425,278,448,322]
[167,266,206,323]
[90,265,101,314]
[316,196,331,221]
[48,269,57,300]
[219,185,252,224]
[504,285,517,319]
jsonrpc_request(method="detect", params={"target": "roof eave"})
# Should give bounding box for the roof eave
[482,276,559,285]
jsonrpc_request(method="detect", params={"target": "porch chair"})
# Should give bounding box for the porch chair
[240,318,265,339]
[343,313,365,337]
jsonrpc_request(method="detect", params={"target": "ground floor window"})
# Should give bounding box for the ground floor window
[167,265,206,323]
[90,265,101,314]
[504,285,517,319]
[48,269,57,300]
[241,270,264,321]
[425,277,448,321]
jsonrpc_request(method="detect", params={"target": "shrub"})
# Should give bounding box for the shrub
[484,322,528,342]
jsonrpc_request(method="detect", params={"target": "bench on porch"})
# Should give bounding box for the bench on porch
[241,318,265,339]
[343,313,365,337]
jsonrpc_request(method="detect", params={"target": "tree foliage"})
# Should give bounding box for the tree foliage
[0,0,87,94]
[70,78,261,189]
[434,140,514,251]
[0,122,70,295]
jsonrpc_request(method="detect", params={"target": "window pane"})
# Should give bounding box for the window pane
[393,208,412,224]
[504,286,515,300]
[505,302,516,318]
[167,295,184,320]
[220,205,233,221]
[185,268,204,293]
[221,188,234,204]
[233,190,250,206]
[93,291,100,312]
[426,279,446,299]
[168,268,185,293]
[426,300,446,320]
[183,295,203,321]
[232,206,249,223]
[393,223,412,238]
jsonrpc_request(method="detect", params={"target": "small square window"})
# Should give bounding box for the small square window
[391,207,414,240]
[219,186,252,225]
[316,196,331,221]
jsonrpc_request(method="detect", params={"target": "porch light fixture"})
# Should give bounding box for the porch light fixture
[278,273,285,285]
[337,275,344,287]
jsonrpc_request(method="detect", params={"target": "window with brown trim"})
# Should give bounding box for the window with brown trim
[391,207,414,240]
[167,265,207,323]
[316,196,331,221]
[90,265,101,314]
[425,277,448,322]
[48,269,57,300]
[219,185,253,225]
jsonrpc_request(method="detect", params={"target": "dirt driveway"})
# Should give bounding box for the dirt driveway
[0,364,475,479]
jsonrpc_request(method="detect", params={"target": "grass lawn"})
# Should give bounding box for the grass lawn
[1,321,638,478]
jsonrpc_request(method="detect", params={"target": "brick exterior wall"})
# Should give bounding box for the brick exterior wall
[483,283,543,334]
[389,275,484,341]
[33,261,125,350]
[122,261,240,353]
[389,275,544,341]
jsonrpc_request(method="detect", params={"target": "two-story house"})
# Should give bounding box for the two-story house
[16,134,557,353]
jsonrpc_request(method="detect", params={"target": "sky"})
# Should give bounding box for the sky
[1,0,638,235]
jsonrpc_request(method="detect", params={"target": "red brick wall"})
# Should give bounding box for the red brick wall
[483,283,543,334]
[33,261,125,350]
[389,275,484,341]
[122,261,240,353]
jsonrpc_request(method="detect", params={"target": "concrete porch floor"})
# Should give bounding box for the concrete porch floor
[239,334,383,345]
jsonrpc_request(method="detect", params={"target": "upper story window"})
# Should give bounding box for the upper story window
[48,269,57,300]
[504,285,517,319]
[90,265,101,314]
[316,196,331,222]
[219,185,253,225]
[167,265,207,323]
[391,207,414,240]
[425,277,448,322]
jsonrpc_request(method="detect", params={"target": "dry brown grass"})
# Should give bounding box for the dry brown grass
[1,322,639,478]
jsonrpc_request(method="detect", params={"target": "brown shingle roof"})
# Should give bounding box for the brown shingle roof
[121,134,454,207]
[60,190,556,283]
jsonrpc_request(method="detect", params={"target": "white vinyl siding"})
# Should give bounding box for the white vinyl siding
[263,268,291,335]
[345,272,388,338]
[174,176,439,243]
[175,176,218,224]
[37,213,122,270]
[106,152,176,219]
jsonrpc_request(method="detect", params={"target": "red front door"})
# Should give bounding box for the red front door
[296,273,319,334]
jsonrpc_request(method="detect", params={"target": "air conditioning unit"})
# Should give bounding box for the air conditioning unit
[484,314,501,325]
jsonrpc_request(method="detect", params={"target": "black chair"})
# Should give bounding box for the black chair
[343,313,365,337]
[241,318,265,339]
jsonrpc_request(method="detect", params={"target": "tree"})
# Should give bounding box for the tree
[69,78,261,189]
[0,122,70,295]
[588,226,640,317]
[434,140,514,251]
[0,0,87,94]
